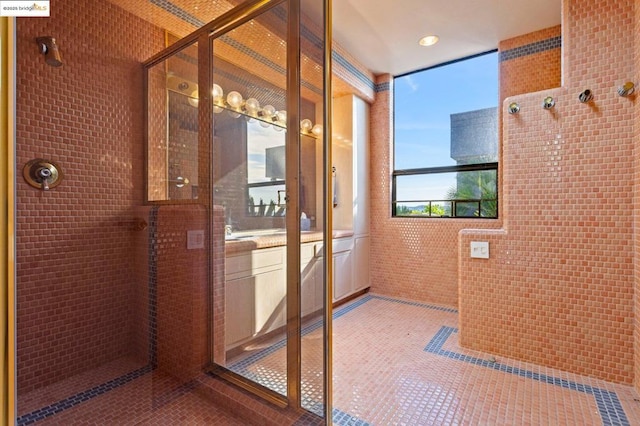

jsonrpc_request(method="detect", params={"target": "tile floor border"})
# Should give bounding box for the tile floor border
[425,326,630,426]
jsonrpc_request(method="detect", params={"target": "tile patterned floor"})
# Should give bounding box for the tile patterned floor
[17,293,640,425]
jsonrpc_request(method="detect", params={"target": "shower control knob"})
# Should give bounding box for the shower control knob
[23,159,63,191]
[37,168,52,190]
[37,167,52,179]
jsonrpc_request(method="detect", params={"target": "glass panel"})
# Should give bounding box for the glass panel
[211,4,290,398]
[395,169,497,218]
[147,41,199,201]
[300,0,326,417]
[394,52,498,170]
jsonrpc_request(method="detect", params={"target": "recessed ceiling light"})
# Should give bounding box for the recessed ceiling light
[419,35,439,47]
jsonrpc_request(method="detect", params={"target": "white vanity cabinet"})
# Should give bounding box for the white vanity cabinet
[332,237,353,301]
[225,246,286,347]
[301,241,324,318]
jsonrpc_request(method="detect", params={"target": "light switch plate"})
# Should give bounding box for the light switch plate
[187,230,205,250]
[470,241,489,259]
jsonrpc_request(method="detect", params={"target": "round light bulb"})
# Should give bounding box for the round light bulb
[262,104,276,120]
[245,98,260,115]
[276,110,287,124]
[188,90,199,108]
[312,124,323,136]
[212,84,224,103]
[300,119,313,132]
[227,91,243,109]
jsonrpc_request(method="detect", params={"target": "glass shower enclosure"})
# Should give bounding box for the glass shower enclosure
[144,0,331,418]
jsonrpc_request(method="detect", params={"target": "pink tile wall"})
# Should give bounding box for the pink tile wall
[369,76,502,308]
[155,205,209,381]
[499,26,562,100]
[15,0,164,393]
[634,0,640,395]
[460,0,636,384]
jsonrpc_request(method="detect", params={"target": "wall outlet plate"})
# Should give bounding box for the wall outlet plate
[187,230,205,250]
[470,241,489,259]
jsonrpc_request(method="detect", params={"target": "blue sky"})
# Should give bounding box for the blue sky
[394,52,498,201]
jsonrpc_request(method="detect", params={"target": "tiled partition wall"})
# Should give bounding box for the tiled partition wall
[459,0,637,385]
[369,30,562,307]
[15,0,165,393]
[634,0,640,396]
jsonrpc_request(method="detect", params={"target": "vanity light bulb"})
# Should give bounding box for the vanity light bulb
[262,104,276,120]
[188,90,199,108]
[227,91,243,109]
[300,119,313,132]
[312,124,323,136]
[213,105,223,114]
[245,98,260,115]
[212,84,224,103]
[276,110,287,124]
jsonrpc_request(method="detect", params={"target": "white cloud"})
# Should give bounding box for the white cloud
[403,75,419,92]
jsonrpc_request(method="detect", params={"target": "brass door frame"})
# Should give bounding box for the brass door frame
[1,16,17,425]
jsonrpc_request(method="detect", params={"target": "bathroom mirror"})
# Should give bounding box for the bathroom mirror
[146,41,200,202]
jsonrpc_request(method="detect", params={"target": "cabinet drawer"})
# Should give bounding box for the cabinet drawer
[226,247,284,277]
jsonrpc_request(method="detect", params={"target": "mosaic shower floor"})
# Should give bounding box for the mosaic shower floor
[17,293,640,425]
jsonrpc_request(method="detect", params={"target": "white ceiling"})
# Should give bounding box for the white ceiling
[329,0,562,76]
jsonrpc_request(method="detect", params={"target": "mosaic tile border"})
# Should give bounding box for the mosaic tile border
[499,36,562,62]
[148,206,159,366]
[374,81,389,93]
[425,326,630,426]
[15,365,153,426]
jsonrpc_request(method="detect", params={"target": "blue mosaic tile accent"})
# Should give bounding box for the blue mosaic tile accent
[332,51,375,91]
[148,206,159,367]
[424,326,630,426]
[374,81,390,93]
[370,294,458,314]
[499,36,562,62]
[15,365,153,426]
[150,0,204,27]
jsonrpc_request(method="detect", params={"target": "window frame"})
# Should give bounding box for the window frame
[392,50,499,219]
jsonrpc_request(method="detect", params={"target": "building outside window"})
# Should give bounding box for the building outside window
[393,51,499,218]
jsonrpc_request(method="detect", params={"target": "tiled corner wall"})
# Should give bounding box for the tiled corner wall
[369,72,501,307]
[459,0,636,385]
[634,0,640,396]
[369,25,562,307]
[15,0,165,393]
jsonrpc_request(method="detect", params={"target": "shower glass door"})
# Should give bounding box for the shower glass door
[209,0,329,417]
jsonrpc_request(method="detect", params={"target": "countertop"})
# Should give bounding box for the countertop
[225,229,354,255]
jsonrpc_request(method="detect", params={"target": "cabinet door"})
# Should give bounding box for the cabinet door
[354,236,370,291]
[225,277,254,346]
[301,254,316,318]
[254,268,286,335]
[333,250,353,301]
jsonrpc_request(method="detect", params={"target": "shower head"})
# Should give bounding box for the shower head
[36,36,63,67]
[617,82,635,97]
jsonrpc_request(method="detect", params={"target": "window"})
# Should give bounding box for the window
[246,121,286,216]
[393,52,499,218]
